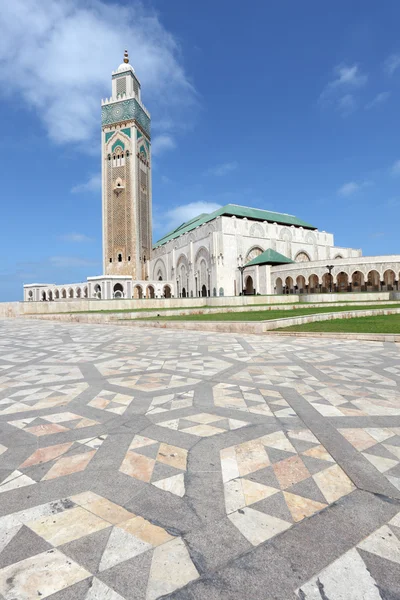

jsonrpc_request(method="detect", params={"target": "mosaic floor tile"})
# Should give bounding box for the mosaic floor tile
[119,435,187,496]
[88,390,134,414]
[297,510,400,599]
[222,427,354,546]
[8,412,99,436]
[146,390,194,415]
[108,373,200,392]
[0,382,88,415]
[157,413,250,437]
[213,383,295,417]
[232,364,319,387]
[0,492,198,599]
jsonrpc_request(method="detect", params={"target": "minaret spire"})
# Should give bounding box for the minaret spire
[124,49,129,64]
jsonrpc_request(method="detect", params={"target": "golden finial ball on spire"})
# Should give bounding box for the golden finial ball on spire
[124,50,129,64]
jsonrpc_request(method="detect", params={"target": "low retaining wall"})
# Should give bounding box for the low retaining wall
[1,290,398,319]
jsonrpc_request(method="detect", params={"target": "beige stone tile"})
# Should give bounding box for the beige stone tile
[220,446,240,483]
[146,537,199,600]
[260,431,296,453]
[235,440,270,477]
[42,450,96,480]
[120,515,173,546]
[339,428,378,451]
[129,435,158,450]
[157,443,187,470]
[85,578,125,600]
[27,506,110,546]
[383,444,400,461]
[0,549,90,599]
[224,479,246,514]
[188,413,221,424]
[228,507,291,546]
[120,451,155,482]
[75,418,98,429]
[313,464,355,503]
[241,478,279,506]
[20,442,73,468]
[152,474,185,497]
[287,430,319,444]
[302,445,334,462]
[71,491,133,524]
[283,492,326,522]
[273,456,310,490]
[364,428,396,443]
[363,452,398,473]
[25,423,69,436]
[0,470,35,494]
[43,412,81,423]
[99,526,152,571]
[181,424,225,437]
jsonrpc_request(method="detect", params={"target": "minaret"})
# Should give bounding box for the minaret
[101,50,152,279]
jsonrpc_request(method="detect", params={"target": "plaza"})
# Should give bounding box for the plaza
[0,319,399,598]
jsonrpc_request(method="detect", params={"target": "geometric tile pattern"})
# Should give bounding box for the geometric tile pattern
[120,435,187,497]
[0,382,89,415]
[0,492,198,599]
[145,390,194,415]
[7,412,100,436]
[213,383,295,417]
[1,320,400,598]
[157,412,250,437]
[221,428,355,546]
[0,435,107,492]
[296,510,400,599]
[88,390,134,414]
[339,427,400,491]
[108,372,200,391]
[300,384,400,417]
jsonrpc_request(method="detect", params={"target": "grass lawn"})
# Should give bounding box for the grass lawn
[276,314,400,333]
[136,304,400,322]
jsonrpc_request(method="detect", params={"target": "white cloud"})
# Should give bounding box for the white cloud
[49,256,99,268]
[391,160,400,176]
[337,181,370,197]
[58,233,93,242]
[204,162,238,177]
[152,134,176,156]
[0,0,195,147]
[384,54,400,76]
[71,173,101,194]
[365,91,390,109]
[159,201,222,232]
[320,64,367,115]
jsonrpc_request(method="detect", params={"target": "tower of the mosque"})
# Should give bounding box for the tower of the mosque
[101,50,152,279]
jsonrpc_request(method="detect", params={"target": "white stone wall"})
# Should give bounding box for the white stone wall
[150,214,360,297]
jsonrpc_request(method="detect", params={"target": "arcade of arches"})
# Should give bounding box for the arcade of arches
[274,268,400,294]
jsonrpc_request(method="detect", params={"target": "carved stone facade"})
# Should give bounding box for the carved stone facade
[102,53,152,280]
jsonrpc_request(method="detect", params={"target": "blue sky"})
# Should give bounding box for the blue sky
[1,0,400,301]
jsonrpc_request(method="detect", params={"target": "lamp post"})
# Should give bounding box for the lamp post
[326,264,334,293]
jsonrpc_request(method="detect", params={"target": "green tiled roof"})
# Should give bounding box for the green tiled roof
[245,248,294,267]
[154,204,316,248]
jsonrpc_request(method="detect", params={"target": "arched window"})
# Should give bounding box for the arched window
[295,251,311,263]
[113,283,124,298]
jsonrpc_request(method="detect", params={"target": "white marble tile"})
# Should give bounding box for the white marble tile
[228,507,291,546]
[99,526,152,571]
[358,524,400,565]
[146,537,199,600]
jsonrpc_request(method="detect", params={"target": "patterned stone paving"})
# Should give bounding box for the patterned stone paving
[0,320,400,598]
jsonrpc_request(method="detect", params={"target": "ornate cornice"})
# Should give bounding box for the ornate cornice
[101,99,150,137]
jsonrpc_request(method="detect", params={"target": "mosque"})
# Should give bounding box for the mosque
[24,53,400,302]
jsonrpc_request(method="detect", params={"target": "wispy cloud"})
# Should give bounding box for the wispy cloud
[152,134,176,156]
[58,233,93,243]
[365,91,390,110]
[71,174,101,194]
[369,231,385,239]
[0,0,195,148]
[204,162,238,177]
[384,54,400,76]
[337,180,370,197]
[390,160,400,176]
[320,63,367,115]
[156,201,222,233]
[337,94,357,116]
[387,197,400,208]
